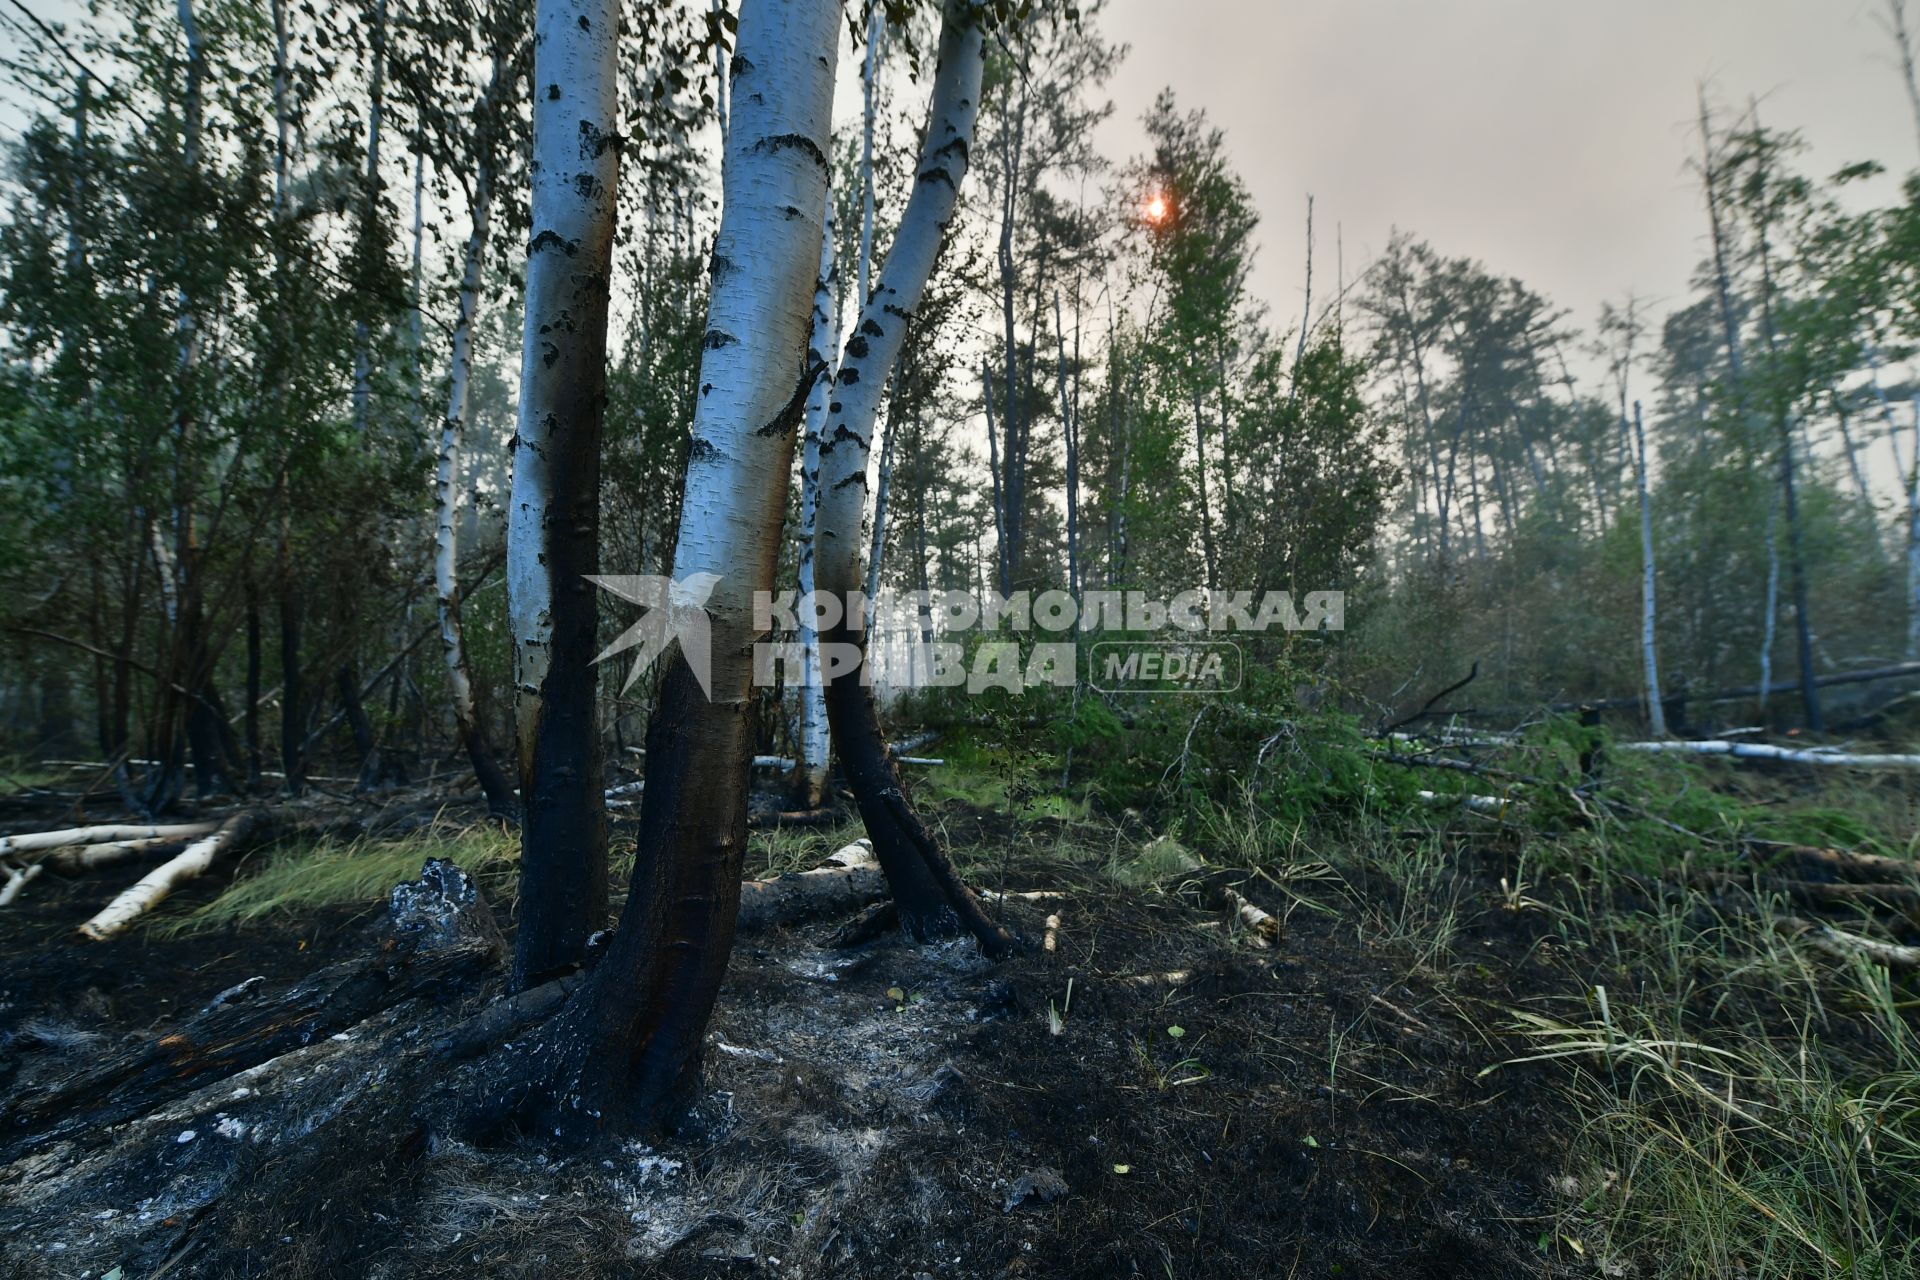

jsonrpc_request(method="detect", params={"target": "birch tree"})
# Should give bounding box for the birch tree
[815,0,1013,953]
[434,46,519,817]
[794,205,836,810]
[497,0,842,1138]
[505,0,620,990]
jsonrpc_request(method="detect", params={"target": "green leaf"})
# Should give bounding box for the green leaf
[1166,1025,1185,1039]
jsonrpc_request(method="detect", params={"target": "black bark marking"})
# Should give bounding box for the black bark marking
[731,54,754,77]
[578,120,622,158]
[844,335,869,360]
[753,132,830,174]
[860,318,883,338]
[703,329,739,350]
[754,360,825,438]
[917,165,956,191]
[828,423,869,450]
[529,229,574,257]
[884,304,911,321]
[547,83,561,100]
[838,366,860,385]
[933,136,969,165]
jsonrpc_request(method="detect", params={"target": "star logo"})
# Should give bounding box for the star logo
[587,573,722,698]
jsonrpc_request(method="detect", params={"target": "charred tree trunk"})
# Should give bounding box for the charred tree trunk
[814,0,1013,954]
[506,0,617,989]
[493,0,842,1140]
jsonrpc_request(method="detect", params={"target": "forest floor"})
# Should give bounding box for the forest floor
[1,747,1915,1280]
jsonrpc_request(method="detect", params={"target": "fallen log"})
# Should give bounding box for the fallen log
[41,833,191,874]
[1697,870,1920,910]
[0,820,216,860]
[735,840,883,932]
[0,862,42,906]
[1416,788,1515,816]
[1741,840,1920,883]
[1618,740,1920,767]
[5,859,501,1153]
[889,730,942,756]
[1222,886,1279,948]
[78,811,262,941]
[1776,916,1920,970]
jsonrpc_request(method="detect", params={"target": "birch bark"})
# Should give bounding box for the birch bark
[435,53,517,816]
[504,0,842,1138]
[506,0,620,989]
[814,0,1012,953]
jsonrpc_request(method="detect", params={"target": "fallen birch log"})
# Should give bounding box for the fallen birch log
[0,862,42,906]
[1618,740,1920,767]
[42,834,190,875]
[1742,840,1920,883]
[735,839,884,932]
[894,756,945,766]
[1416,789,1514,816]
[1222,886,1279,947]
[0,821,215,860]
[1777,916,1920,970]
[889,730,942,756]
[78,812,261,941]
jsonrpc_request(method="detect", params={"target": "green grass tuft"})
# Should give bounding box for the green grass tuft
[160,824,521,935]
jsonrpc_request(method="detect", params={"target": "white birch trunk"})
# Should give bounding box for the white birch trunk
[670,0,837,675]
[351,0,388,436]
[410,140,426,425]
[1909,394,1920,658]
[506,0,621,985]
[435,57,508,778]
[1758,492,1779,718]
[795,205,837,809]
[864,401,895,631]
[856,4,884,314]
[815,1,982,599]
[1632,401,1668,737]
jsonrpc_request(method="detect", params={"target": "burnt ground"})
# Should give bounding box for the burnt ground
[0,798,1608,1280]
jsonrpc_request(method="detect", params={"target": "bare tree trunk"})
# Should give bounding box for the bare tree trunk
[864,354,901,632]
[794,205,836,810]
[350,0,388,437]
[814,0,1013,954]
[500,0,842,1140]
[1632,402,1668,737]
[507,0,618,989]
[1908,396,1920,658]
[435,55,516,817]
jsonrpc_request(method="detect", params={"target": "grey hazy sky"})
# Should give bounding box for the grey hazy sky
[1096,0,1919,342]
